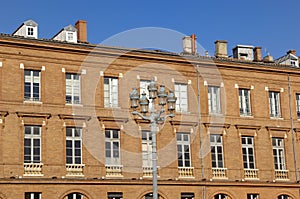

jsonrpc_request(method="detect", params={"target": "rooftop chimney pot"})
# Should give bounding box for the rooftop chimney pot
[75,20,87,43]
[287,49,296,56]
[214,40,228,58]
[253,46,262,62]
[182,34,197,55]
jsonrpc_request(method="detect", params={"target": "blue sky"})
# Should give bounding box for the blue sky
[1,0,300,58]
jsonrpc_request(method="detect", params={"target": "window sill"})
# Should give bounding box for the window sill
[104,106,121,109]
[240,115,253,118]
[24,101,42,105]
[270,117,284,120]
[209,113,223,116]
[65,103,83,107]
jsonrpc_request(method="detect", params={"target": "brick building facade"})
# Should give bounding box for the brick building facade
[0,20,299,199]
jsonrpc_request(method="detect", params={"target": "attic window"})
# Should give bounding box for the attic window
[291,61,296,66]
[240,53,248,59]
[67,32,74,41]
[27,27,34,37]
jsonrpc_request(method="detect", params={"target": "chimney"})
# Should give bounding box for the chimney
[182,34,197,55]
[191,34,197,55]
[253,46,262,62]
[214,40,228,58]
[75,20,87,43]
[287,49,296,56]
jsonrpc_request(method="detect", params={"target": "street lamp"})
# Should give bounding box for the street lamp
[129,79,176,199]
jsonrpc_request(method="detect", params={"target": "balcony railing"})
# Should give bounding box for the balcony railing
[244,169,259,179]
[178,167,194,178]
[24,163,43,176]
[142,166,160,177]
[105,165,123,177]
[212,168,227,179]
[275,170,289,180]
[66,164,85,176]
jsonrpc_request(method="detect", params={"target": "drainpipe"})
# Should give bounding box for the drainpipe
[288,73,299,181]
[197,64,206,199]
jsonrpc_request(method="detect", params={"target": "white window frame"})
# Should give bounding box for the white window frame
[26,27,34,37]
[214,194,227,199]
[66,193,82,199]
[247,194,259,199]
[210,134,224,168]
[239,88,251,116]
[139,80,152,110]
[24,126,41,163]
[242,136,256,169]
[296,93,300,119]
[269,91,281,118]
[104,77,118,108]
[208,86,221,114]
[105,129,121,165]
[107,192,123,199]
[272,138,286,170]
[278,195,290,199]
[175,83,188,112]
[66,128,82,164]
[25,192,41,199]
[24,70,40,101]
[67,32,74,41]
[66,73,81,104]
[181,192,195,199]
[177,133,191,167]
[142,131,152,167]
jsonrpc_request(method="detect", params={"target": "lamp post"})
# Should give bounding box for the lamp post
[129,79,177,199]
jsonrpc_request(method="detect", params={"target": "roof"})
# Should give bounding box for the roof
[12,19,38,35]
[275,53,298,64]
[63,25,77,32]
[0,32,298,72]
[23,19,38,27]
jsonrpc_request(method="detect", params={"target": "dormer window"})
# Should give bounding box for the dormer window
[27,27,34,37]
[291,61,296,66]
[13,20,38,39]
[67,32,74,42]
[52,25,77,43]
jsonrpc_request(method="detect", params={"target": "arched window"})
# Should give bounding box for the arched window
[278,195,291,199]
[214,194,227,199]
[65,192,83,199]
[143,193,162,199]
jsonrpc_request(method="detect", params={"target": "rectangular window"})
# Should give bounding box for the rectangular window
[247,194,259,199]
[105,129,121,165]
[208,86,221,114]
[175,83,188,112]
[107,192,123,199]
[210,134,224,168]
[242,136,255,169]
[177,133,191,167]
[27,27,34,36]
[24,70,40,101]
[142,131,152,167]
[296,94,300,118]
[66,128,82,164]
[181,192,195,199]
[24,126,41,163]
[272,138,286,170]
[104,77,118,108]
[269,91,281,118]
[25,192,41,199]
[66,74,81,104]
[67,32,74,41]
[239,89,251,116]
